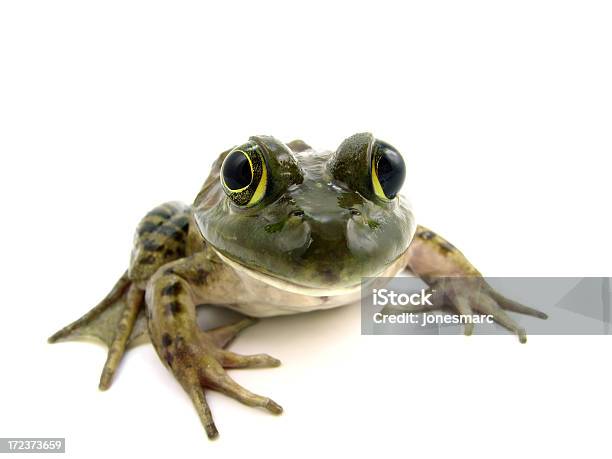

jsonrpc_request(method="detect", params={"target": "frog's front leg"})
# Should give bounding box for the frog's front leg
[404,225,547,342]
[146,253,282,439]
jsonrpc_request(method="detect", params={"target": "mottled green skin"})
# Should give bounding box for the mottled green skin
[194,134,416,289]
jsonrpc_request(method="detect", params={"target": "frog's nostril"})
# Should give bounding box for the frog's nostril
[290,210,305,218]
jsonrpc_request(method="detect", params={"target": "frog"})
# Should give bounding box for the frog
[49,133,547,439]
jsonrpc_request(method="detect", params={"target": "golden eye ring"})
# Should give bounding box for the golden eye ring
[371,140,406,201]
[220,144,268,207]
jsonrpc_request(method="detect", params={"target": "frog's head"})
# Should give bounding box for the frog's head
[193,133,416,295]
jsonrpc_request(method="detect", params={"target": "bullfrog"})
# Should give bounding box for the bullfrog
[49,133,546,439]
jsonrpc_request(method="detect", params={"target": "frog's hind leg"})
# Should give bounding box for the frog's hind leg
[49,201,193,388]
[48,272,147,390]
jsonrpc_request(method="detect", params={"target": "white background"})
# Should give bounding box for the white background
[1,1,611,458]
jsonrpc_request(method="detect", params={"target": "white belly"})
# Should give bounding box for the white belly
[226,288,364,317]
[210,250,409,318]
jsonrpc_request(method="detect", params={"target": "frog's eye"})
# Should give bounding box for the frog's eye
[220,142,267,207]
[330,133,406,203]
[371,140,405,201]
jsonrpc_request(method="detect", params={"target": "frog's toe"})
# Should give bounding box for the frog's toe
[217,350,281,369]
[202,365,283,415]
[203,319,282,367]
[189,384,219,439]
[206,317,259,349]
[467,293,528,343]
[442,286,527,343]
[178,356,282,439]
[175,360,283,440]
[98,284,145,390]
[446,293,475,337]
[490,291,548,320]
[167,336,282,438]
[427,278,546,343]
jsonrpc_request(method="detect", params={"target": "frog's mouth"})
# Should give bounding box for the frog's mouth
[212,248,404,297]
[212,249,366,297]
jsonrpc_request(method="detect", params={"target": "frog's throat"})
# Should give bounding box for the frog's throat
[212,248,408,297]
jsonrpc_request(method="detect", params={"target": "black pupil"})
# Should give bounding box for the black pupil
[223,151,252,190]
[377,145,405,199]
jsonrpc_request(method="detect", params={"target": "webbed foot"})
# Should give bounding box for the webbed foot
[48,272,146,390]
[385,277,547,343]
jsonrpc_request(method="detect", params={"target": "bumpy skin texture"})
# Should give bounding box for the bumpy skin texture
[49,133,546,439]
